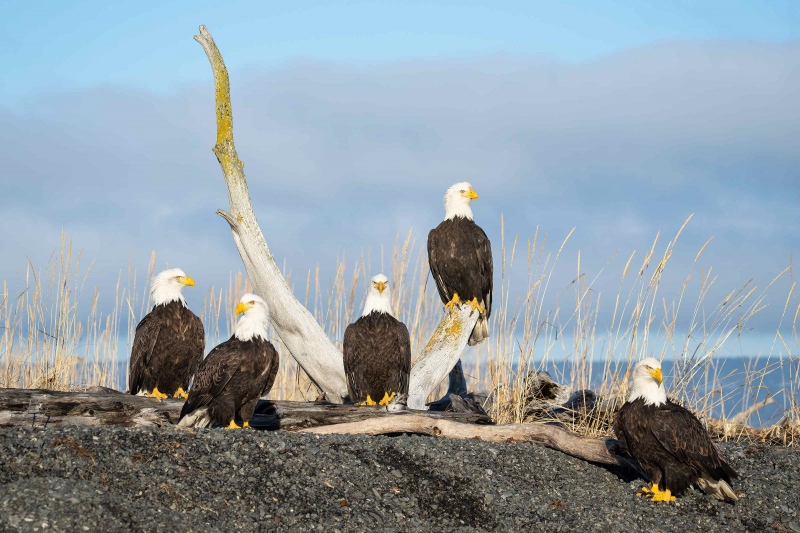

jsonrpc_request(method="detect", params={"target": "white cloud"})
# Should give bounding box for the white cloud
[1,40,797,342]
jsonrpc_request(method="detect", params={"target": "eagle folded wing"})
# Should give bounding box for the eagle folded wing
[651,405,735,481]
[343,324,368,402]
[181,349,240,414]
[129,314,160,394]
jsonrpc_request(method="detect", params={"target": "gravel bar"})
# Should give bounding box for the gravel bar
[0,426,798,532]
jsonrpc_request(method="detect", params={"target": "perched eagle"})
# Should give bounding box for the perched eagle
[427,182,493,345]
[178,293,279,429]
[614,357,738,503]
[343,274,411,406]
[129,268,204,399]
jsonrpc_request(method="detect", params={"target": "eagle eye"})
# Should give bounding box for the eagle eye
[249,300,256,305]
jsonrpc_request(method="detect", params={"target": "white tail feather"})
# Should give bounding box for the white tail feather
[468,315,489,346]
[697,473,738,501]
[177,407,211,428]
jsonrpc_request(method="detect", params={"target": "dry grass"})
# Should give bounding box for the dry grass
[1,234,124,390]
[1,220,798,445]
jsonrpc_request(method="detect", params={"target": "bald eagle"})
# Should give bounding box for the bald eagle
[428,182,493,345]
[343,274,411,406]
[613,357,738,502]
[129,268,204,400]
[178,294,279,429]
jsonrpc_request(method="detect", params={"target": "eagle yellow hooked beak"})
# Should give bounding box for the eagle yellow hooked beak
[180,276,195,287]
[235,302,251,315]
[649,367,663,384]
[464,188,479,200]
[376,281,386,294]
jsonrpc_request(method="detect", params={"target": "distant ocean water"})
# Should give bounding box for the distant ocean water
[100,355,797,428]
[514,356,799,428]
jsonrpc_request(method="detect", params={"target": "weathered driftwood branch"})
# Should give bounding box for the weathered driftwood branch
[0,389,489,430]
[300,414,642,473]
[193,26,348,403]
[0,388,176,428]
[729,394,774,425]
[408,310,478,410]
[194,25,477,406]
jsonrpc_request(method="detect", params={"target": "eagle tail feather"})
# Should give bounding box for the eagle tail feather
[177,407,211,428]
[697,473,738,502]
[468,315,490,346]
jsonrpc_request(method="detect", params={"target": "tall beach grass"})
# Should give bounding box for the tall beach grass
[1,220,797,445]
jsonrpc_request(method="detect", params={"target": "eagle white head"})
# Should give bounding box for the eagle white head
[443,181,479,221]
[234,293,271,341]
[362,274,394,317]
[151,268,195,307]
[628,357,667,406]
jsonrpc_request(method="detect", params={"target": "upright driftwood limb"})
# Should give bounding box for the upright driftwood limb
[300,414,643,474]
[193,26,348,403]
[193,25,479,406]
[0,389,489,430]
[408,308,478,410]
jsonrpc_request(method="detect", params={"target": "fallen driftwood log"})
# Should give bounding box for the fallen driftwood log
[0,388,644,477]
[300,414,643,474]
[0,388,489,430]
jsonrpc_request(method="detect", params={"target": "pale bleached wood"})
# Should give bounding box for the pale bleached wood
[729,394,774,425]
[193,25,348,402]
[300,413,642,472]
[408,307,478,409]
[193,25,480,405]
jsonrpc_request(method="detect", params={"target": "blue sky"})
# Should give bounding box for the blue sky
[1,0,798,357]
[2,0,799,103]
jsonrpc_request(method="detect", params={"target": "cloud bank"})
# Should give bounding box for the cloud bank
[1,40,797,349]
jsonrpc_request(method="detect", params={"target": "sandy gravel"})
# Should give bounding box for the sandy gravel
[0,426,798,532]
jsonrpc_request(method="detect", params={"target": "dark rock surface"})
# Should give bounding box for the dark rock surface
[0,426,797,532]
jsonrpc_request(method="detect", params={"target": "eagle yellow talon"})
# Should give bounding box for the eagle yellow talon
[466,297,484,314]
[637,485,655,497]
[444,293,462,312]
[648,484,676,502]
[243,421,250,429]
[378,392,396,406]
[146,387,168,401]
[173,387,189,399]
[360,395,377,406]
[225,420,242,430]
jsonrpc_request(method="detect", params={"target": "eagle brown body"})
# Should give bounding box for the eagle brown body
[614,397,738,501]
[428,216,493,345]
[343,311,411,405]
[129,300,204,397]
[178,335,279,428]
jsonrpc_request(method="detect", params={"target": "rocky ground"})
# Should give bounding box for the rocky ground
[0,426,797,532]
